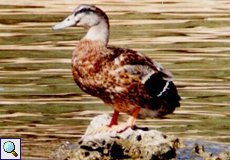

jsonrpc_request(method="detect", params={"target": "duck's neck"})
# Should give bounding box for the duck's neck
[84,19,109,46]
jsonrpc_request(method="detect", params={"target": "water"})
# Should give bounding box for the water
[0,0,230,159]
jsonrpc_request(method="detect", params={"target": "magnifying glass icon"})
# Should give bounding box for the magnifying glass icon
[3,141,18,157]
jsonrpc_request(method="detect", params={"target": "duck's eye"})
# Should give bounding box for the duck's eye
[67,18,70,21]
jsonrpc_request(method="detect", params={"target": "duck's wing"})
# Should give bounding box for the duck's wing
[108,47,174,83]
[108,47,181,110]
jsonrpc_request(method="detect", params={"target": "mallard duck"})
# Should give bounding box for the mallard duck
[53,4,181,132]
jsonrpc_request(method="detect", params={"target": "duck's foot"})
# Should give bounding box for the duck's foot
[111,123,133,133]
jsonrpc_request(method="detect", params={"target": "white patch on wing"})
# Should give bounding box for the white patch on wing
[114,57,120,64]
[115,86,124,92]
[157,81,170,97]
[114,54,125,65]
[119,54,125,61]
[141,71,155,84]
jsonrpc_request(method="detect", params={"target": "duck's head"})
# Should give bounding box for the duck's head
[53,4,109,30]
[53,4,109,45]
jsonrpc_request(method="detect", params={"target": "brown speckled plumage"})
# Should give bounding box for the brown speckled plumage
[72,39,180,117]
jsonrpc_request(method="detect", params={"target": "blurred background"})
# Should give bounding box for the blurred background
[0,0,230,159]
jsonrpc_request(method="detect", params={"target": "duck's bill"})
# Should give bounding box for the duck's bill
[53,15,76,30]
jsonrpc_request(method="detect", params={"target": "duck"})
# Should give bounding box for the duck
[53,4,181,132]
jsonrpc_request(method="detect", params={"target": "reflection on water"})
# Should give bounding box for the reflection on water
[0,0,230,159]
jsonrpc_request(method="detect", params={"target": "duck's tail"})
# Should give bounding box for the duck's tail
[144,72,181,116]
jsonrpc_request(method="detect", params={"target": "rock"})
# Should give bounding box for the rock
[50,114,230,160]
[50,114,180,160]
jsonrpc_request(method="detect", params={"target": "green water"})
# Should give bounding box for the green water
[0,0,230,159]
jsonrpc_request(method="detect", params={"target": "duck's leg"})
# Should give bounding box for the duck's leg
[92,110,119,134]
[112,107,140,133]
[126,107,140,128]
[107,110,119,127]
